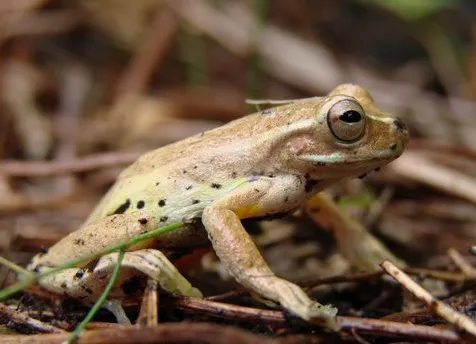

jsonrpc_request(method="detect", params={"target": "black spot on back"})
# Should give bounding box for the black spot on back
[111,199,131,215]
[73,238,85,246]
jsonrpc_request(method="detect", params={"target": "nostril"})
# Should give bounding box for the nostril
[393,118,407,131]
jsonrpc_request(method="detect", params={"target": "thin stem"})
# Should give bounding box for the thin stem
[0,256,33,277]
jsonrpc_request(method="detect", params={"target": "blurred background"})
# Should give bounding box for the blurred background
[1,0,476,334]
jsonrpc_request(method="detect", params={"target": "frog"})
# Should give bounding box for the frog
[27,84,408,324]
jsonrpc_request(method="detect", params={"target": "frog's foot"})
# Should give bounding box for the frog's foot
[273,278,337,318]
[248,276,339,329]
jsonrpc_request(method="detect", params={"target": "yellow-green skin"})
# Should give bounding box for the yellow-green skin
[28,84,408,322]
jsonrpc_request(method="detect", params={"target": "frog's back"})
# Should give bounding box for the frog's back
[122,83,379,179]
[119,98,322,179]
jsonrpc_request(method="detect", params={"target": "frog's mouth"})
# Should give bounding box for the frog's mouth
[298,148,401,166]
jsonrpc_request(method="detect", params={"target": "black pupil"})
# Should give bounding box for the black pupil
[340,110,361,123]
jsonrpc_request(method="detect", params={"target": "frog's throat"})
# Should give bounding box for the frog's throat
[299,151,395,165]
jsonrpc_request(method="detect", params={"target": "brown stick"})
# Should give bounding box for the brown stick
[135,278,159,326]
[115,4,179,97]
[447,247,476,278]
[381,260,476,338]
[0,152,139,177]
[171,296,462,343]
[0,323,274,344]
[0,303,65,334]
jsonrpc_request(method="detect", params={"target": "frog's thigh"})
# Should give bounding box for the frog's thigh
[40,249,202,300]
[305,192,405,271]
[202,176,337,321]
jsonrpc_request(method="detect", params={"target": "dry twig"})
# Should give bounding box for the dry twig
[53,64,90,195]
[381,260,476,338]
[0,303,65,334]
[171,296,462,343]
[0,152,139,178]
[0,323,273,344]
[447,247,476,278]
[115,4,179,97]
[135,278,159,326]
[390,151,476,204]
[0,10,80,39]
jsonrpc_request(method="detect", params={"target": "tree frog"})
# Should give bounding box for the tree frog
[27,84,408,324]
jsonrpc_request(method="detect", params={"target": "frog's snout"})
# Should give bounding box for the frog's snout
[390,117,409,154]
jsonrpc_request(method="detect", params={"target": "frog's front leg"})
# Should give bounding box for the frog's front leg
[36,249,202,321]
[305,192,405,271]
[202,176,337,321]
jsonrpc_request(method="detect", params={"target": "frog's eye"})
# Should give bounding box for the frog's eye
[327,99,366,142]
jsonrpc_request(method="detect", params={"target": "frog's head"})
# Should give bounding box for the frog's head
[283,84,408,181]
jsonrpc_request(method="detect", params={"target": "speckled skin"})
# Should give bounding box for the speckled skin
[28,84,408,323]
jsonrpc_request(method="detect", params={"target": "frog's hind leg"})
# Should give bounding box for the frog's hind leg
[36,249,202,322]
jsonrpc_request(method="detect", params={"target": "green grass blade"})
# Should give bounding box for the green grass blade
[0,256,33,277]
